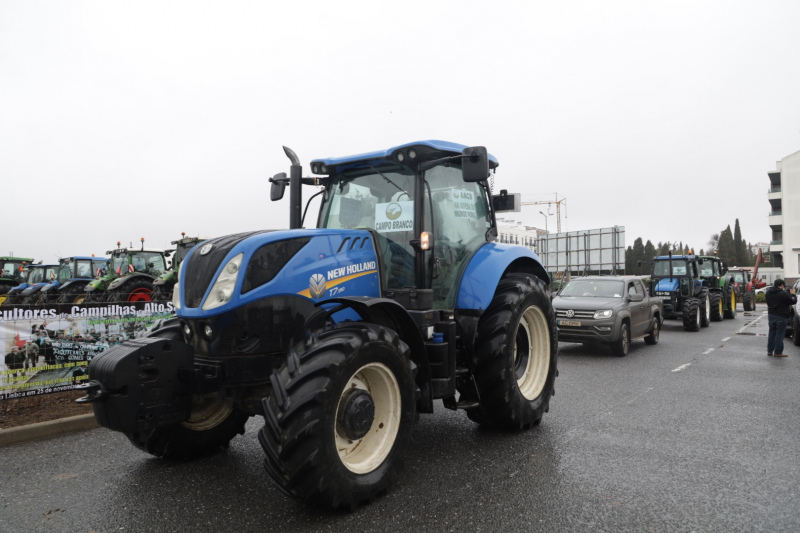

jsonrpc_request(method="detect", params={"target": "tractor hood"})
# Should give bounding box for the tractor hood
[655,278,680,293]
[177,229,381,319]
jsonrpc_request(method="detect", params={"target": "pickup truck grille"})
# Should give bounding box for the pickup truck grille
[555,309,596,319]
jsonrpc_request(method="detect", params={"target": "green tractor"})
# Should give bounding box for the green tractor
[151,233,204,305]
[84,240,168,303]
[650,252,736,331]
[0,257,34,305]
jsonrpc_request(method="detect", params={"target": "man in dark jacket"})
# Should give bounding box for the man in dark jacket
[765,278,797,357]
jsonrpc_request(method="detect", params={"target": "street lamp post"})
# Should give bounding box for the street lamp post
[539,211,548,233]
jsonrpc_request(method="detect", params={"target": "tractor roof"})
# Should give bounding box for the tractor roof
[654,254,719,261]
[0,257,34,262]
[310,140,499,173]
[63,256,108,262]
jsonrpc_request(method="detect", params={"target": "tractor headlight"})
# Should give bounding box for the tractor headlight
[202,253,243,311]
[593,310,613,319]
[172,260,186,310]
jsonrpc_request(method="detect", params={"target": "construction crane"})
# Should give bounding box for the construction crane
[521,194,567,233]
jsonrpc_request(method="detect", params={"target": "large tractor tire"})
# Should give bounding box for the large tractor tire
[467,273,558,429]
[682,297,700,332]
[125,327,249,459]
[259,323,417,510]
[82,290,105,304]
[723,286,737,319]
[150,284,172,303]
[709,291,723,322]
[612,321,631,356]
[743,291,754,312]
[58,287,90,305]
[699,290,711,328]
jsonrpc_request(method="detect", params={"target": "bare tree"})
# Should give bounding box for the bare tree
[707,233,720,252]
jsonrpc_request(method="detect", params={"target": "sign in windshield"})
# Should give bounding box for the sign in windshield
[560,280,625,298]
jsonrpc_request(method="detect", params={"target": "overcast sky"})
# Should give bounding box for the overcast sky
[2,1,799,263]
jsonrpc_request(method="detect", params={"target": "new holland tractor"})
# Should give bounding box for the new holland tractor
[77,141,558,510]
[36,256,109,307]
[651,252,736,331]
[83,240,167,303]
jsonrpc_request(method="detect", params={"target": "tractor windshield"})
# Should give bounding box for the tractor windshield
[131,252,166,276]
[319,167,417,288]
[653,259,688,277]
[27,267,45,284]
[1,261,26,283]
[58,262,75,283]
[110,252,127,275]
[729,271,745,283]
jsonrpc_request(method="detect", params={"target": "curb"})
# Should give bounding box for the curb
[0,414,98,447]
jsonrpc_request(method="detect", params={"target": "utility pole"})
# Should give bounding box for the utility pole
[522,193,567,233]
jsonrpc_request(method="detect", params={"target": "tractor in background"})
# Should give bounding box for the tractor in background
[1,263,59,307]
[36,256,110,307]
[151,233,204,304]
[83,240,167,303]
[650,252,736,331]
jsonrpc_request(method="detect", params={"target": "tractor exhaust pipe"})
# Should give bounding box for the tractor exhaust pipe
[283,146,302,229]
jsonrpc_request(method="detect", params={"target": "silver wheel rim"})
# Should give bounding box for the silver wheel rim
[182,394,231,431]
[704,295,710,322]
[335,362,401,474]
[696,304,701,327]
[653,320,659,341]
[514,306,551,400]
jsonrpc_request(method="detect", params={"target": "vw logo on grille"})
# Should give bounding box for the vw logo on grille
[566,309,575,318]
[199,244,213,255]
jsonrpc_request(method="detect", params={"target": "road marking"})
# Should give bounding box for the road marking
[722,337,731,342]
[672,363,692,372]
[703,348,714,355]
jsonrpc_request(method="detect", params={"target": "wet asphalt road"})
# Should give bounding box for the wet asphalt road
[1,306,799,533]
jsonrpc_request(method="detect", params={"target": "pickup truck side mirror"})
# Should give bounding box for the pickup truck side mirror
[629,292,644,302]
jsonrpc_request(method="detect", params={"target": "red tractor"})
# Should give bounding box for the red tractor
[727,249,766,312]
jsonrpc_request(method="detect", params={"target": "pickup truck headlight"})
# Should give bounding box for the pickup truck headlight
[593,309,613,319]
[202,253,243,311]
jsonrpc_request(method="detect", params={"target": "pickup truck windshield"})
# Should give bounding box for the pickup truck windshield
[561,280,624,298]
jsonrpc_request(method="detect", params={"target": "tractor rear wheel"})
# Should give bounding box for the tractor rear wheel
[743,291,754,312]
[259,323,417,510]
[723,288,737,319]
[682,297,700,331]
[151,285,172,303]
[467,273,558,429]
[709,291,723,322]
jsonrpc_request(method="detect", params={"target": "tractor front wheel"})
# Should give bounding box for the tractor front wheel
[743,291,754,311]
[467,273,558,429]
[699,291,711,328]
[682,297,700,332]
[723,288,737,319]
[259,323,417,510]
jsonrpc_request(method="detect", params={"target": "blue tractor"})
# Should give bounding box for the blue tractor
[78,141,558,509]
[34,256,110,307]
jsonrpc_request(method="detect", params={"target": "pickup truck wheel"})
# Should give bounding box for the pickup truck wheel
[709,292,723,322]
[467,273,558,429]
[259,323,417,510]
[612,322,630,356]
[699,291,710,328]
[644,317,660,345]
[682,297,700,332]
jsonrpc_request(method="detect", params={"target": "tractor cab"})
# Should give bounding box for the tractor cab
[274,141,519,309]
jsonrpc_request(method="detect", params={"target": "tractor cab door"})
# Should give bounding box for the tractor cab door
[423,165,491,308]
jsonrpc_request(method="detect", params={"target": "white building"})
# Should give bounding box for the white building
[767,149,800,284]
[496,218,544,252]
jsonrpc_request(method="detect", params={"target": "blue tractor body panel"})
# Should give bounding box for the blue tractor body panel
[311,140,499,169]
[655,278,680,293]
[177,229,381,319]
[456,243,547,311]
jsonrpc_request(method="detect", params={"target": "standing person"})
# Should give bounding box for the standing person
[766,278,797,357]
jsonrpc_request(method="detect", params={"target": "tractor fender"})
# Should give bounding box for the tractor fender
[21,283,44,297]
[321,296,433,413]
[39,281,59,294]
[108,273,155,291]
[61,279,90,293]
[456,243,548,312]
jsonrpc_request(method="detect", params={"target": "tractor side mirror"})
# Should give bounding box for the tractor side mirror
[270,172,288,201]
[721,262,728,274]
[462,146,489,182]
[492,189,521,212]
